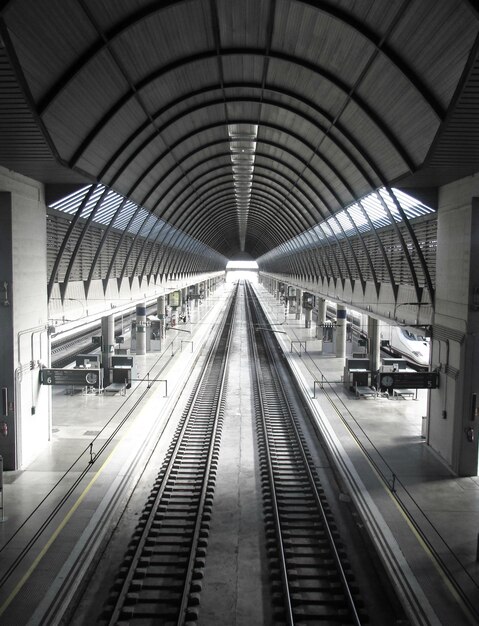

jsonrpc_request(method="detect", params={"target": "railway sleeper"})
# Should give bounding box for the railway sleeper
[283,536,343,549]
[157,501,203,512]
[286,603,357,621]
[118,601,183,618]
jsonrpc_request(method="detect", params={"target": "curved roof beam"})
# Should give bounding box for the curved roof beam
[124,122,344,224]
[177,186,308,245]
[166,159,314,237]
[180,201,286,260]
[120,114,380,216]
[176,172,346,282]
[143,145,347,281]
[60,186,110,299]
[133,143,322,239]
[133,130,354,237]
[67,52,415,173]
[47,184,100,299]
[166,148,358,283]
[167,168,311,232]
[36,1,443,122]
[170,179,302,236]
[152,221,228,282]
[100,95,382,212]
[167,190,301,253]
[139,129,347,228]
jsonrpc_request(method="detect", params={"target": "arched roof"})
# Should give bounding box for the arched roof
[0,0,478,265]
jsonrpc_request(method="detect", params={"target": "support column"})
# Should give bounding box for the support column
[304,308,312,329]
[430,185,479,475]
[316,298,326,344]
[295,289,302,320]
[336,304,347,359]
[101,313,115,385]
[195,284,200,308]
[181,288,187,318]
[136,302,147,355]
[157,295,166,339]
[0,177,50,470]
[367,316,381,372]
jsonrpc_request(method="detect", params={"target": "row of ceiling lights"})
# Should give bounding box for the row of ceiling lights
[228,123,258,252]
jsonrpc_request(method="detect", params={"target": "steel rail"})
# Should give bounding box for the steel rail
[245,281,363,625]
[103,285,237,625]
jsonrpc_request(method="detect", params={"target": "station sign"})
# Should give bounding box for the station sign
[40,368,103,388]
[169,291,181,307]
[379,371,439,390]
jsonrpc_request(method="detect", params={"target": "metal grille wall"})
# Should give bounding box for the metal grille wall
[264,216,437,288]
[47,212,190,283]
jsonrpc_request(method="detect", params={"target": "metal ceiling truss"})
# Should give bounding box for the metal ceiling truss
[92,85,403,201]
[34,1,443,127]
[6,0,445,306]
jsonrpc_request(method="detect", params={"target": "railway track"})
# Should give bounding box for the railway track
[100,285,238,625]
[98,282,368,624]
[246,283,365,625]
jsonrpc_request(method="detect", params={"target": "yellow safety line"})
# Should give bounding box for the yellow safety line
[0,429,130,617]
[0,294,224,617]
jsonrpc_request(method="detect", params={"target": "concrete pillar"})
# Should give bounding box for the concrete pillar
[181,288,187,315]
[295,289,302,320]
[316,298,326,343]
[101,313,115,385]
[0,176,50,470]
[136,302,147,355]
[367,316,381,372]
[285,294,290,314]
[336,304,347,358]
[157,295,166,339]
[304,308,312,329]
[195,284,200,307]
[429,182,479,475]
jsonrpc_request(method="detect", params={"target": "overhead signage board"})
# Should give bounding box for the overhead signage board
[379,371,439,390]
[169,291,181,307]
[40,368,103,388]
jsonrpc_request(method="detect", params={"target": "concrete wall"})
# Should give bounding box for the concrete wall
[0,167,50,469]
[429,174,479,474]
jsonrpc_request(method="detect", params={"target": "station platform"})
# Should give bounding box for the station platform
[254,282,479,625]
[0,285,233,624]
[0,279,478,625]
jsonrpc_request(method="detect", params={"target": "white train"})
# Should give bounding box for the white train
[381,325,430,368]
[320,304,430,368]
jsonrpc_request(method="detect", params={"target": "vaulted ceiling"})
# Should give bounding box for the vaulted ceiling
[1,0,478,261]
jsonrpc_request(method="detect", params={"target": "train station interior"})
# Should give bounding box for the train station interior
[1,0,479,623]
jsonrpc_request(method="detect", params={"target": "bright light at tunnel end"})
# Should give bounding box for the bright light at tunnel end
[226,260,259,269]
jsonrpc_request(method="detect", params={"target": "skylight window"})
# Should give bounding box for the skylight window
[259,187,435,265]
